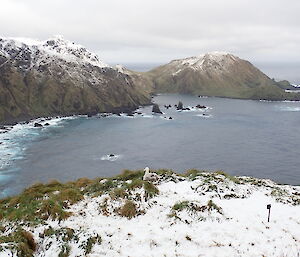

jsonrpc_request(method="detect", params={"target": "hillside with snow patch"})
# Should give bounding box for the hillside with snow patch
[147,52,300,101]
[0,36,150,124]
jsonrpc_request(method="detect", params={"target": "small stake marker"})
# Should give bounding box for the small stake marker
[267,204,271,222]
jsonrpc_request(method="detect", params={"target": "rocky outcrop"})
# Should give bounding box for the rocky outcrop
[152,104,162,114]
[177,101,183,110]
[0,36,151,124]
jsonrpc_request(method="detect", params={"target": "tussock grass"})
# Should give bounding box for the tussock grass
[214,171,241,184]
[119,200,137,219]
[169,199,223,219]
[172,201,190,211]
[72,177,93,188]
[143,181,159,199]
[184,169,206,180]
[125,179,144,190]
[114,169,144,181]
[110,188,128,200]
[0,228,36,257]
[43,227,75,242]
[0,180,83,223]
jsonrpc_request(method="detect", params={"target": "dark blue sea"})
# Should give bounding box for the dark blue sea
[1,94,300,197]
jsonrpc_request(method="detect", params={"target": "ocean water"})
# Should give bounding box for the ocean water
[1,94,300,197]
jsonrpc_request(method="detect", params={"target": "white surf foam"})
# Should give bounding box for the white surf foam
[100,154,122,162]
[0,116,76,171]
[196,114,213,118]
[279,106,300,112]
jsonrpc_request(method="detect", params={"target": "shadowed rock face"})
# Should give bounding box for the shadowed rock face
[152,104,162,114]
[145,52,300,101]
[0,37,151,124]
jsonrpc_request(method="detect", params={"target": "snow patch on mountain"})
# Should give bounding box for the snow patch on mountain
[0,35,109,70]
[170,52,239,74]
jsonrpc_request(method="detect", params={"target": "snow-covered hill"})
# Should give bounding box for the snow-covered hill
[0,170,299,256]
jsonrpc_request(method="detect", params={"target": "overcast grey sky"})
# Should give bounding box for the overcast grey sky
[0,0,299,80]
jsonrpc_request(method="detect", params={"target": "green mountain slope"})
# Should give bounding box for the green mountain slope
[0,37,150,124]
[145,52,300,101]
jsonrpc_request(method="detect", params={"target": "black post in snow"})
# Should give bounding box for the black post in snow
[267,204,271,222]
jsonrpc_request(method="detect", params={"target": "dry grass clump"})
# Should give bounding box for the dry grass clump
[119,200,137,219]
[0,229,36,256]
[214,170,241,184]
[72,177,93,188]
[184,169,206,180]
[110,188,128,200]
[114,169,144,181]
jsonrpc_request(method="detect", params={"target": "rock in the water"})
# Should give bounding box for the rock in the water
[177,101,183,110]
[44,123,50,126]
[152,104,163,114]
[109,154,115,157]
[169,117,173,120]
[112,111,121,116]
[34,123,43,128]
[126,111,134,117]
[196,104,206,109]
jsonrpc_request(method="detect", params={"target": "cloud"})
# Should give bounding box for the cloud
[0,0,300,68]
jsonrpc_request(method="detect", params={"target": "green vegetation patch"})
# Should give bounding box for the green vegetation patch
[42,227,76,243]
[143,181,159,199]
[169,199,223,220]
[0,228,36,257]
[214,171,241,184]
[114,169,144,181]
[0,180,84,223]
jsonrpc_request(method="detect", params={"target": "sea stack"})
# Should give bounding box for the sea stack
[152,104,163,114]
[177,101,183,110]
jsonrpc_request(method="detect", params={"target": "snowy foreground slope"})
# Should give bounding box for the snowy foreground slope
[0,170,299,256]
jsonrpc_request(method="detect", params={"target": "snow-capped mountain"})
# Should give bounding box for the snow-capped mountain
[169,51,238,73]
[0,35,109,70]
[0,36,150,124]
[0,36,112,88]
[146,52,299,101]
